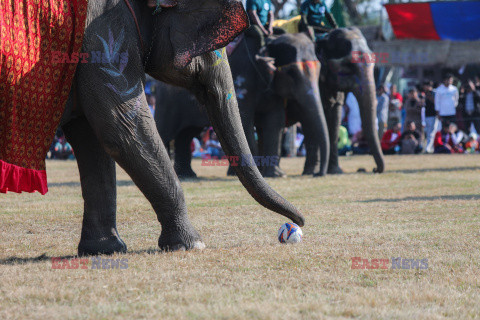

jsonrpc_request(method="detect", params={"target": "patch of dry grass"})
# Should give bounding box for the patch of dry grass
[1,155,479,319]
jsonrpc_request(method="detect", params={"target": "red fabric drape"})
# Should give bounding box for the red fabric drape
[0,0,88,194]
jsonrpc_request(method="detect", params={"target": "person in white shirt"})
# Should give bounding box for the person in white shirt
[376,85,390,140]
[345,92,361,135]
[435,74,459,125]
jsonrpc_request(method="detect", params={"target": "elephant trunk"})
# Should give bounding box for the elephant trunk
[354,64,385,173]
[198,54,305,226]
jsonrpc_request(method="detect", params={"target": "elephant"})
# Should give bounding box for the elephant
[155,30,330,178]
[304,27,385,174]
[9,0,304,255]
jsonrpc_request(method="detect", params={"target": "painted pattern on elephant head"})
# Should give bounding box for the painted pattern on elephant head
[160,0,249,69]
[319,27,375,93]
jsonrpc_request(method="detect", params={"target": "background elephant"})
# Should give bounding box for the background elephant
[55,0,303,255]
[313,27,385,174]
[155,31,330,178]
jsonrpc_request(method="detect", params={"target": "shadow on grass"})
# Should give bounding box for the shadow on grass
[48,177,235,189]
[49,180,136,188]
[0,248,178,266]
[360,194,480,203]
[389,166,480,174]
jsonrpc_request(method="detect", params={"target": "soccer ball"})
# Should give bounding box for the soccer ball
[278,222,303,244]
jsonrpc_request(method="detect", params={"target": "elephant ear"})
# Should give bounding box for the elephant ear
[169,0,249,69]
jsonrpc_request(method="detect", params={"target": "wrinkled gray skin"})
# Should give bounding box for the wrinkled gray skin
[59,0,304,256]
[156,32,330,178]
[306,27,385,174]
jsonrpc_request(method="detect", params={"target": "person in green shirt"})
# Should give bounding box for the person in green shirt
[246,0,274,36]
[300,0,338,33]
[337,125,352,155]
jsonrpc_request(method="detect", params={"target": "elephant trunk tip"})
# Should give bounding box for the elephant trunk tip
[244,180,305,227]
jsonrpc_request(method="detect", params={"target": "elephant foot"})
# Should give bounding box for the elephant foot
[158,224,205,252]
[262,165,287,178]
[302,166,315,175]
[175,168,198,179]
[327,166,344,174]
[78,235,127,256]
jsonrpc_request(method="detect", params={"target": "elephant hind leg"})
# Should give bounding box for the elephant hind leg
[62,115,127,256]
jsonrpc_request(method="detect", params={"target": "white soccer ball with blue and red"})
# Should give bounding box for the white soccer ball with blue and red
[278,222,303,244]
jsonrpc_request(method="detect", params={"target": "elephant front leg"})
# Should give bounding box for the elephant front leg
[302,139,319,175]
[62,116,127,256]
[326,100,344,175]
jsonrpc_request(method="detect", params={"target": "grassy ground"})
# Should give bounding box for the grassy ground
[1,155,479,319]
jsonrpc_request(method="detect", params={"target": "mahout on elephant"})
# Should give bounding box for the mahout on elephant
[156,29,330,178]
[1,0,304,256]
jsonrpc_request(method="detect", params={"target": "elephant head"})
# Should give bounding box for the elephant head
[136,0,304,225]
[317,27,385,173]
[262,33,330,177]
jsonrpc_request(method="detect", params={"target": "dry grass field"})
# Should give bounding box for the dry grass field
[1,155,479,319]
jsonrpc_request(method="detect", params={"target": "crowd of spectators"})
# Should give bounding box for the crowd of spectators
[343,74,480,156]
[48,74,480,162]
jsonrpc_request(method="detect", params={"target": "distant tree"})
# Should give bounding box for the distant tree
[338,0,381,26]
[342,0,363,25]
[271,0,291,18]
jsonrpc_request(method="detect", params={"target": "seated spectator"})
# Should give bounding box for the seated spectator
[352,130,369,155]
[450,123,466,148]
[337,125,352,156]
[205,132,224,158]
[465,133,479,154]
[434,122,464,154]
[53,137,75,160]
[381,122,402,155]
[400,121,422,154]
[191,137,205,158]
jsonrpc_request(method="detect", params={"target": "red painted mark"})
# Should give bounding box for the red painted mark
[277,60,320,72]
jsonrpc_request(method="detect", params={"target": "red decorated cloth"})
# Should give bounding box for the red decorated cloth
[0,0,88,195]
